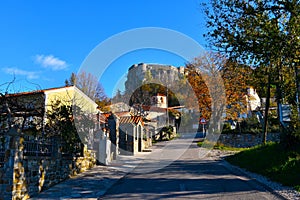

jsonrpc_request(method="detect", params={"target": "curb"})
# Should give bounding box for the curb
[220,159,289,200]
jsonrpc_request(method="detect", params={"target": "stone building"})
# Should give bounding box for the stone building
[151,93,167,108]
[125,63,185,93]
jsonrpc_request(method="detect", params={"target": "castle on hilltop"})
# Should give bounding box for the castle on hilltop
[125,63,185,93]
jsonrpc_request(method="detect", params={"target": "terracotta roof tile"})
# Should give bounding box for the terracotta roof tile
[119,116,144,125]
[1,85,74,97]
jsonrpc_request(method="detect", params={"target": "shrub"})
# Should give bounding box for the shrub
[282,106,300,148]
[221,122,233,134]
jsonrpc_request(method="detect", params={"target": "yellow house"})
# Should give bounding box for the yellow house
[0,86,100,199]
[0,86,99,134]
[44,85,98,114]
[44,86,100,150]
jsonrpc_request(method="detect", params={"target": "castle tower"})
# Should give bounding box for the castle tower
[151,93,167,108]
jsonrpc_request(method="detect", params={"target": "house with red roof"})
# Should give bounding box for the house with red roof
[118,115,145,155]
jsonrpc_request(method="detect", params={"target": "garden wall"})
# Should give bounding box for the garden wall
[217,133,281,148]
[0,131,96,200]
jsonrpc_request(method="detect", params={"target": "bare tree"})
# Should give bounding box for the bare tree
[66,71,108,102]
[0,78,44,135]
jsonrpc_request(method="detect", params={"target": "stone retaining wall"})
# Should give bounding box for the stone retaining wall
[217,133,280,148]
[0,134,96,200]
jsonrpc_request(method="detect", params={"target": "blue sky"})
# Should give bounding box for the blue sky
[0,0,208,97]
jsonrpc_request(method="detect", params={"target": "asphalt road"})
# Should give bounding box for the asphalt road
[101,135,283,200]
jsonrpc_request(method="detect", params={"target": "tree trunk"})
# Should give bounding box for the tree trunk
[263,69,271,145]
[295,63,300,119]
[276,61,284,129]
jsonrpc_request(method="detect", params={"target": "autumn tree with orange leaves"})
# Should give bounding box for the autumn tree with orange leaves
[185,64,212,120]
[222,61,253,120]
[187,53,252,123]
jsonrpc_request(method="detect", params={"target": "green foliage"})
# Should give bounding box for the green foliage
[45,101,82,154]
[283,105,300,147]
[238,117,261,134]
[204,0,300,144]
[96,98,111,112]
[291,107,300,141]
[128,83,180,107]
[205,0,300,66]
[222,115,280,135]
[222,116,261,134]
[197,139,246,151]
[157,125,176,141]
[168,109,180,118]
[226,142,300,191]
[221,122,232,134]
[161,125,173,134]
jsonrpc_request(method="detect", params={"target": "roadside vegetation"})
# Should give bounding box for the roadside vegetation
[200,1,300,192]
[197,140,247,152]
[152,126,179,144]
[222,116,280,135]
[226,142,300,192]
[198,140,300,191]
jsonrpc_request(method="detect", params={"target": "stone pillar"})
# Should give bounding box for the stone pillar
[13,135,28,199]
[108,114,119,160]
[0,128,29,200]
[0,135,14,200]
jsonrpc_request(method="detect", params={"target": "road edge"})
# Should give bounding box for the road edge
[220,158,290,200]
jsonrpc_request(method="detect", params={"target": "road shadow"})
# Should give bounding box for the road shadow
[102,158,282,199]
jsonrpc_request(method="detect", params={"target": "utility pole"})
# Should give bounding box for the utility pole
[166,85,169,126]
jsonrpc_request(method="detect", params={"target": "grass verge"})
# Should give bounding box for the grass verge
[197,140,246,151]
[226,142,300,192]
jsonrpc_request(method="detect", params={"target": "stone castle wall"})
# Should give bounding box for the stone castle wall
[125,63,184,93]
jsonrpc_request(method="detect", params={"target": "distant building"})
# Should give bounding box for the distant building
[151,93,167,108]
[125,63,185,93]
[245,87,261,112]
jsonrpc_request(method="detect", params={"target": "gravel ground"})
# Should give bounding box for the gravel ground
[207,149,300,200]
